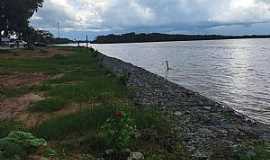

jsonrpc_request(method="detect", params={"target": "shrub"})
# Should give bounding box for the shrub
[0,131,48,159]
[100,111,136,151]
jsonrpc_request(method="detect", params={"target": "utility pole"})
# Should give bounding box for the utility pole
[57,22,60,38]
[86,35,88,48]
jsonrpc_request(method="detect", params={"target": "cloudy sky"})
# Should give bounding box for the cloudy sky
[30,0,270,40]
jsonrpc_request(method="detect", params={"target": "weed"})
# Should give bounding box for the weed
[101,111,136,151]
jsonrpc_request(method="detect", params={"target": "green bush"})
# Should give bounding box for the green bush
[101,111,136,151]
[0,131,47,159]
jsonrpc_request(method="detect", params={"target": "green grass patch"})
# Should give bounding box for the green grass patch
[34,104,171,141]
[34,105,116,140]
[28,98,67,112]
[0,121,26,138]
[0,48,94,74]
[0,47,127,113]
[33,48,127,104]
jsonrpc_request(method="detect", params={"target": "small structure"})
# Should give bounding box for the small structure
[0,37,10,47]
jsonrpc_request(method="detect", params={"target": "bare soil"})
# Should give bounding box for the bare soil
[0,73,49,88]
[0,93,44,120]
[0,47,73,59]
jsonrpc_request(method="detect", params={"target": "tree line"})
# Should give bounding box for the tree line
[93,32,270,44]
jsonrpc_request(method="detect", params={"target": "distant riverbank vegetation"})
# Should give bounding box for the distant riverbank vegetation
[92,32,270,44]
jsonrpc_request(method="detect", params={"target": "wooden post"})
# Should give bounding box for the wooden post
[165,60,170,71]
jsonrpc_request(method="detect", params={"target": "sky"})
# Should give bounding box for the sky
[30,0,270,40]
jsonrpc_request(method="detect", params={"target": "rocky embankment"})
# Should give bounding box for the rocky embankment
[96,51,270,159]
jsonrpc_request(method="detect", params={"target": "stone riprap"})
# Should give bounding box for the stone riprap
[96,51,270,159]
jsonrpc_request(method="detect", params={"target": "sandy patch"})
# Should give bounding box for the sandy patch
[0,73,49,88]
[0,93,44,120]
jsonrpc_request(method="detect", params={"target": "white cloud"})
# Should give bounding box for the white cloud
[211,0,270,23]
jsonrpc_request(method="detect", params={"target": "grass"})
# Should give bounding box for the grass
[0,49,94,74]
[33,104,181,158]
[0,86,33,100]
[1,47,127,111]
[0,121,27,138]
[34,49,127,106]
[0,49,12,54]
[28,98,67,112]
[33,104,169,140]
[34,105,115,140]
[0,47,190,159]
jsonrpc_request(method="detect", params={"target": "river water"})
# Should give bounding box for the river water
[91,39,270,124]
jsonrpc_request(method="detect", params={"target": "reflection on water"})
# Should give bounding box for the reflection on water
[91,39,270,124]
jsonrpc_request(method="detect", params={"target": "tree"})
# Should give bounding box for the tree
[27,27,54,43]
[0,0,43,42]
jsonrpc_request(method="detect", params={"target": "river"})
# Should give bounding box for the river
[91,39,270,124]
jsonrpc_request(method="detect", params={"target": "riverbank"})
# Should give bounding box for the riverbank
[0,47,269,160]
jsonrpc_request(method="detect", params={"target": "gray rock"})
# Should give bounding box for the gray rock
[128,152,144,160]
[105,149,114,155]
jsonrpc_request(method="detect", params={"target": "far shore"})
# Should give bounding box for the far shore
[92,32,270,44]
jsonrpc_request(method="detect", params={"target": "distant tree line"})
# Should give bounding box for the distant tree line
[93,32,270,44]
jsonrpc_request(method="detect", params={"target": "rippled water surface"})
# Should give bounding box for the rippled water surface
[92,39,270,124]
